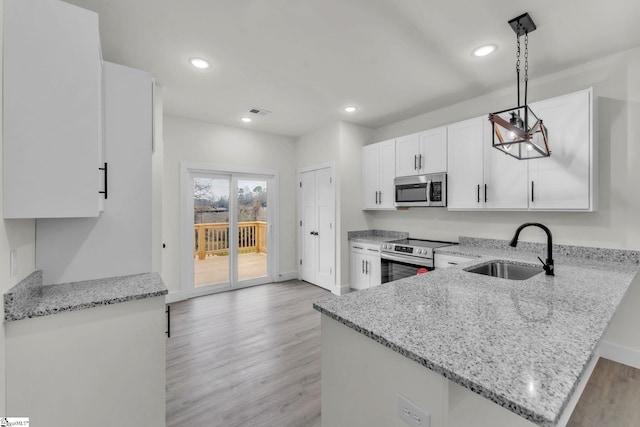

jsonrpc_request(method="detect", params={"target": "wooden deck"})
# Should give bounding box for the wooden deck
[194,252,267,287]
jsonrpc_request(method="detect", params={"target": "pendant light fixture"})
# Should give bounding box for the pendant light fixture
[488,13,550,160]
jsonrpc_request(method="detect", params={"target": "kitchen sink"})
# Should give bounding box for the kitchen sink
[464,261,543,280]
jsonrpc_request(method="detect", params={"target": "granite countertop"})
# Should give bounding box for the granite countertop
[314,237,640,427]
[348,229,408,244]
[4,270,168,322]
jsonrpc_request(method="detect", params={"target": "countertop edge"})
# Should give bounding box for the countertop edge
[4,272,168,323]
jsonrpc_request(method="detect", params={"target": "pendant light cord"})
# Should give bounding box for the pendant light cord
[524,32,529,106]
[516,34,521,107]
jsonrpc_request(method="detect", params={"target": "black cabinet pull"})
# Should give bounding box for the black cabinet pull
[98,162,108,199]
[531,181,535,202]
[484,184,488,203]
[378,191,382,204]
[477,184,480,203]
[166,305,171,338]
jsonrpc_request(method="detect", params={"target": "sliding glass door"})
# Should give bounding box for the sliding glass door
[188,170,273,295]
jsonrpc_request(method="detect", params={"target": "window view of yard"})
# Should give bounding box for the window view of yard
[193,177,268,287]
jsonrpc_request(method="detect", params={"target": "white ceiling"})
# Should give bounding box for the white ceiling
[66,0,640,138]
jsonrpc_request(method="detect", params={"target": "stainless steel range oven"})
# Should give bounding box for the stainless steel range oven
[380,239,455,284]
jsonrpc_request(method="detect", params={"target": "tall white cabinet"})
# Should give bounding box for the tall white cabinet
[3,0,104,218]
[363,140,396,209]
[36,62,153,285]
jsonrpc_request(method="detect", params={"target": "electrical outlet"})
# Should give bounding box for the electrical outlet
[398,393,430,427]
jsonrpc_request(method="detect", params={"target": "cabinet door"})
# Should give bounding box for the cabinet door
[420,127,448,174]
[483,119,529,209]
[447,117,485,209]
[362,144,381,209]
[367,253,382,288]
[378,140,397,209]
[528,89,593,210]
[3,0,102,218]
[350,249,368,290]
[395,133,421,177]
[36,63,153,285]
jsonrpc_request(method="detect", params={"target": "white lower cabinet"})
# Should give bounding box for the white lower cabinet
[6,297,166,427]
[350,242,381,290]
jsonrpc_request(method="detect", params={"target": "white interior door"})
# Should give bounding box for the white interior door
[315,167,335,288]
[301,171,318,283]
[299,166,335,291]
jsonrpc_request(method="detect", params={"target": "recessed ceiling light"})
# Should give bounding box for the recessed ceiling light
[344,106,358,113]
[241,117,252,123]
[189,57,211,69]
[472,44,497,57]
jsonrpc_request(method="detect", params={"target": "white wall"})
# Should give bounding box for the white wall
[368,47,640,251]
[337,122,372,284]
[0,0,38,412]
[151,84,164,275]
[162,115,297,294]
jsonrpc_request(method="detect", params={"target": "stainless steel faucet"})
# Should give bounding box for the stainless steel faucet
[509,223,554,276]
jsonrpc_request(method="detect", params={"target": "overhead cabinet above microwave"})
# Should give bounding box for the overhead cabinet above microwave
[3,0,104,218]
[395,127,447,177]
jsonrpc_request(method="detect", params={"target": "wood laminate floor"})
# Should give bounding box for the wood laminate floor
[166,281,640,427]
[166,280,329,427]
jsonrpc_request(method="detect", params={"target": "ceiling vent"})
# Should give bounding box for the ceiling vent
[248,107,272,116]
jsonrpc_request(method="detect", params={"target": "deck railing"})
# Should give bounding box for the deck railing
[194,221,267,260]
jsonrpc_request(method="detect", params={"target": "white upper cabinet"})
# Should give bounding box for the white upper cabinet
[448,88,594,211]
[483,119,529,210]
[3,0,103,218]
[528,88,595,210]
[395,133,421,177]
[395,127,447,177]
[447,117,485,209]
[363,140,396,209]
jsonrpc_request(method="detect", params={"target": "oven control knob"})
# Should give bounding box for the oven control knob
[417,249,422,254]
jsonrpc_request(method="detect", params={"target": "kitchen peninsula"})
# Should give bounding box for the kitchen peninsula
[314,237,640,427]
[4,271,167,426]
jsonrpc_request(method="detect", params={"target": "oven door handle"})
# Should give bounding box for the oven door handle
[381,253,432,264]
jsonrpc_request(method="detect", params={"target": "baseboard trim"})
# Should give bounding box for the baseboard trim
[336,283,351,296]
[275,271,298,282]
[599,341,640,369]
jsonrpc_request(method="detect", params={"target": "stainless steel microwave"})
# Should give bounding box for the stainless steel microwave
[394,173,447,207]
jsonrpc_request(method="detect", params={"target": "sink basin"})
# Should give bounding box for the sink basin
[465,261,543,280]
